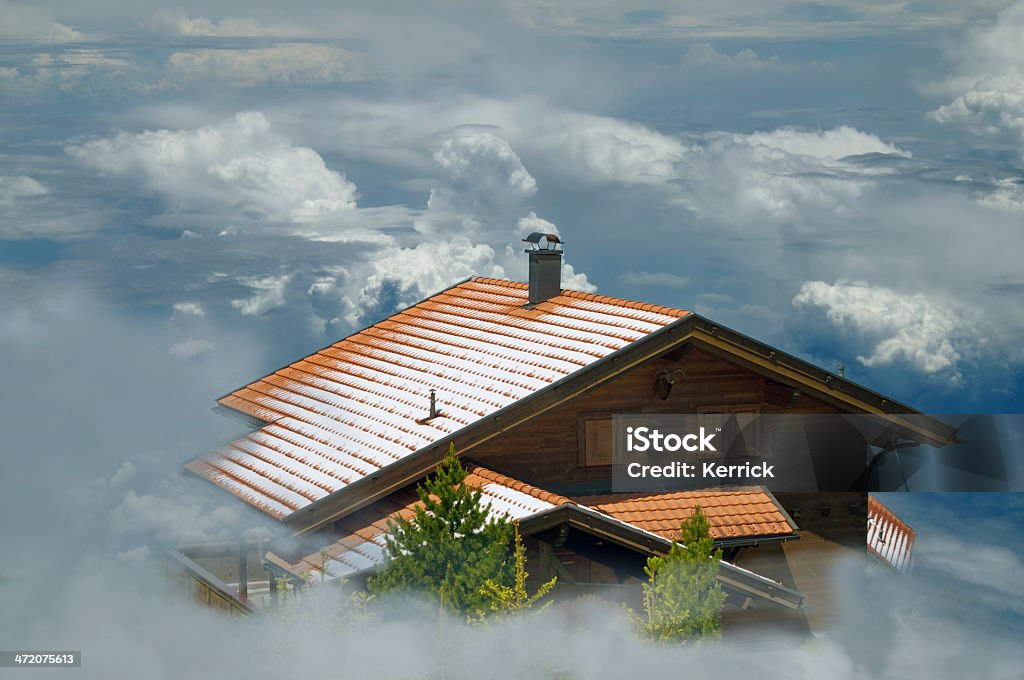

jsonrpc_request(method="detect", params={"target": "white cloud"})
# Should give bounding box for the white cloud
[299,97,690,189]
[0,172,109,239]
[353,239,505,324]
[681,43,779,70]
[793,280,964,382]
[675,126,909,226]
[232,275,290,316]
[0,3,82,41]
[928,3,1024,154]
[66,112,358,222]
[516,211,560,239]
[978,177,1024,211]
[172,302,206,319]
[0,174,47,205]
[297,97,903,227]
[417,132,540,239]
[538,109,688,186]
[619,271,689,288]
[434,133,537,199]
[736,126,909,161]
[152,10,292,37]
[0,49,136,95]
[163,45,363,88]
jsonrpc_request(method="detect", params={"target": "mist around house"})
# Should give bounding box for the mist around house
[3,2,1024,676]
[1,296,1022,679]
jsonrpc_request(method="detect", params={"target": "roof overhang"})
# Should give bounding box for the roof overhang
[276,502,806,610]
[280,313,956,535]
[503,503,804,610]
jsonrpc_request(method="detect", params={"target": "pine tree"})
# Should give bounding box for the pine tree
[369,444,514,618]
[628,505,728,642]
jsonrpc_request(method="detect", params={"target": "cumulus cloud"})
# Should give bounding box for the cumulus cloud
[516,211,560,239]
[681,43,779,70]
[928,3,1024,154]
[676,126,910,226]
[736,126,909,160]
[172,302,205,319]
[353,239,505,324]
[232,274,291,316]
[0,174,47,205]
[163,45,364,88]
[297,97,904,230]
[397,132,593,311]
[66,112,358,223]
[538,110,688,186]
[416,132,539,238]
[793,280,965,382]
[435,133,537,199]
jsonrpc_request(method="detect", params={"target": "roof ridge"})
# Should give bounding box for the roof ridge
[465,464,572,507]
[470,276,528,290]
[558,289,689,318]
[468,277,689,318]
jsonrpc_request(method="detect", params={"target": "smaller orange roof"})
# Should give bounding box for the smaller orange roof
[573,489,797,541]
[266,464,571,581]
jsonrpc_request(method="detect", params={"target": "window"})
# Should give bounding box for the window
[697,405,761,457]
[580,416,613,466]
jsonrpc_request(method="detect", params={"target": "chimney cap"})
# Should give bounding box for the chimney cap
[522,232,562,251]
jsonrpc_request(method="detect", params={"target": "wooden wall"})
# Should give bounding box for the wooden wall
[469,347,843,487]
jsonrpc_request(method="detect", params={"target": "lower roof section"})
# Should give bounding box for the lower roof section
[264,464,804,610]
[573,488,798,543]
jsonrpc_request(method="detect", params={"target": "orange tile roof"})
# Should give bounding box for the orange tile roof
[266,468,794,582]
[573,489,797,541]
[266,464,572,581]
[187,277,689,519]
[868,496,915,574]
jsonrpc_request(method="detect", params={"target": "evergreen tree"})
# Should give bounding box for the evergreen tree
[369,444,514,618]
[629,505,728,642]
[479,521,557,618]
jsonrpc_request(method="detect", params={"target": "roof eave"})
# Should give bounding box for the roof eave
[518,504,806,609]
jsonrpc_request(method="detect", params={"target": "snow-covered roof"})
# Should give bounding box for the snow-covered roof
[186,277,688,519]
[265,464,571,582]
[867,496,915,574]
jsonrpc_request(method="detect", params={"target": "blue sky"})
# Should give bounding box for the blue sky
[2,0,1023,416]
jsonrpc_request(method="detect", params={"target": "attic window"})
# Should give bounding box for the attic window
[697,405,761,456]
[580,416,613,467]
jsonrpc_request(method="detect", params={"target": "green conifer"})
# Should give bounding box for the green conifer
[369,444,514,618]
[629,505,728,642]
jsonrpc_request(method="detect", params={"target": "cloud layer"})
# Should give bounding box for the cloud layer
[794,281,964,383]
[67,112,359,222]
